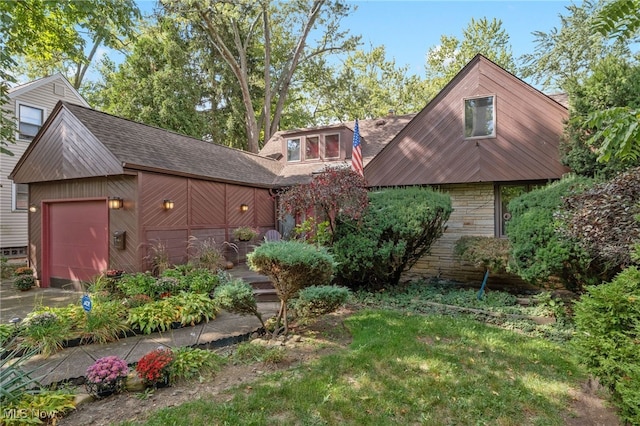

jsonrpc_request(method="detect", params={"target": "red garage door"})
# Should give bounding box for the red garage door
[45,200,108,287]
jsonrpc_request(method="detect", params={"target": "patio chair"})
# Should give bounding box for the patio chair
[264,229,282,242]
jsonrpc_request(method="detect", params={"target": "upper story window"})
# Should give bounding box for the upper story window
[13,183,28,211]
[306,136,319,160]
[18,103,44,141]
[464,95,495,139]
[325,134,340,159]
[286,134,341,162]
[287,138,301,162]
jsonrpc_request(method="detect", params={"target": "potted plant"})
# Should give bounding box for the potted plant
[233,226,260,242]
[13,267,35,291]
[135,347,174,388]
[85,355,129,398]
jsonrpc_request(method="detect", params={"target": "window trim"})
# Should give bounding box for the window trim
[15,101,45,142]
[304,135,321,161]
[12,182,28,212]
[323,133,341,160]
[286,137,301,162]
[463,94,496,140]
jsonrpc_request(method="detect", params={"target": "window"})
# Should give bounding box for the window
[464,96,495,138]
[287,138,301,162]
[306,136,319,160]
[13,183,28,211]
[18,104,44,141]
[324,134,340,159]
[496,182,545,237]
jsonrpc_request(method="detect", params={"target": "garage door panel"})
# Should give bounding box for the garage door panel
[48,201,108,283]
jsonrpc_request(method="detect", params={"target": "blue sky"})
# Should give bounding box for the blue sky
[338,0,575,76]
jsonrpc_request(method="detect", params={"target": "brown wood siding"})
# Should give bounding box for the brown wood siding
[227,184,256,227]
[28,176,138,281]
[11,108,123,183]
[140,173,188,228]
[190,180,226,226]
[366,56,569,187]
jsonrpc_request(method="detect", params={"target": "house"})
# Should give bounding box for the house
[11,55,569,288]
[0,74,88,259]
[260,54,569,284]
[10,102,280,289]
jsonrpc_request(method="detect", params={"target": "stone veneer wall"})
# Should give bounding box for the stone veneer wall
[403,183,494,283]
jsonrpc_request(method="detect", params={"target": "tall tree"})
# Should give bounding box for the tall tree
[89,16,215,140]
[11,0,141,90]
[424,17,517,95]
[520,0,630,92]
[162,0,359,153]
[0,0,140,155]
[304,46,430,123]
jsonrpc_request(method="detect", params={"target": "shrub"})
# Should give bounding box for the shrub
[169,347,225,382]
[454,236,510,273]
[184,268,220,294]
[573,266,640,424]
[13,266,34,276]
[214,279,265,328]
[248,241,335,336]
[168,292,218,326]
[332,187,452,290]
[290,285,351,322]
[559,167,640,282]
[127,300,177,334]
[117,272,157,298]
[507,176,595,292]
[13,274,35,290]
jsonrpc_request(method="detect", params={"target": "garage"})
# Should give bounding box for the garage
[43,200,108,288]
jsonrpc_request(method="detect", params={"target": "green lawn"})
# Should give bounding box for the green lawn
[126,309,586,426]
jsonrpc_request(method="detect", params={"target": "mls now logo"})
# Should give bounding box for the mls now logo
[3,408,57,420]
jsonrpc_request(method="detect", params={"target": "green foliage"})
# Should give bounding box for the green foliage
[592,0,640,41]
[454,236,510,273]
[13,274,35,291]
[80,301,130,344]
[293,218,332,246]
[18,312,74,356]
[332,186,452,290]
[213,279,264,328]
[1,388,76,425]
[169,347,225,383]
[0,324,15,347]
[248,241,336,300]
[232,342,285,365]
[559,167,640,281]
[425,17,517,94]
[507,176,596,291]
[248,240,335,336]
[127,300,177,335]
[573,266,640,424]
[187,237,235,271]
[169,292,218,326]
[0,346,42,405]
[117,272,158,299]
[290,286,351,322]
[183,268,220,294]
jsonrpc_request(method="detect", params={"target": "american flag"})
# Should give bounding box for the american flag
[351,119,363,176]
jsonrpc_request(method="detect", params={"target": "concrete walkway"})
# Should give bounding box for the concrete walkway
[0,271,279,387]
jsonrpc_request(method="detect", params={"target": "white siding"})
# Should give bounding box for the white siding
[0,76,87,253]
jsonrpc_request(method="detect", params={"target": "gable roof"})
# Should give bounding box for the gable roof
[8,73,90,107]
[365,54,570,186]
[11,102,282,187]
[261,113,415,186]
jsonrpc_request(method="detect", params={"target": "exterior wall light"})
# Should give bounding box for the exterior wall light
[108,197,123,209]
[240,203,249,212]
[163,199,175,210]
[28,204,37,213]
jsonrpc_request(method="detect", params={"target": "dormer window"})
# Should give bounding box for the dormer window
[325,134,340,159]
[287,138,301,162]
[286,134,342,162]
[306,136,319,160]
[464,95,495,139]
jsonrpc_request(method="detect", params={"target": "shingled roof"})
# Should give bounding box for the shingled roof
[261,113,415,186]
[59,102,283,187]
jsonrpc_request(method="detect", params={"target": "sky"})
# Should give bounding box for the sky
[125,1,577,89]
[337,0,575,77]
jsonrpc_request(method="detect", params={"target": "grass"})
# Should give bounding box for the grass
[125,309,586,425]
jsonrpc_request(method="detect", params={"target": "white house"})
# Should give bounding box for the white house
[1,74,88,259]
